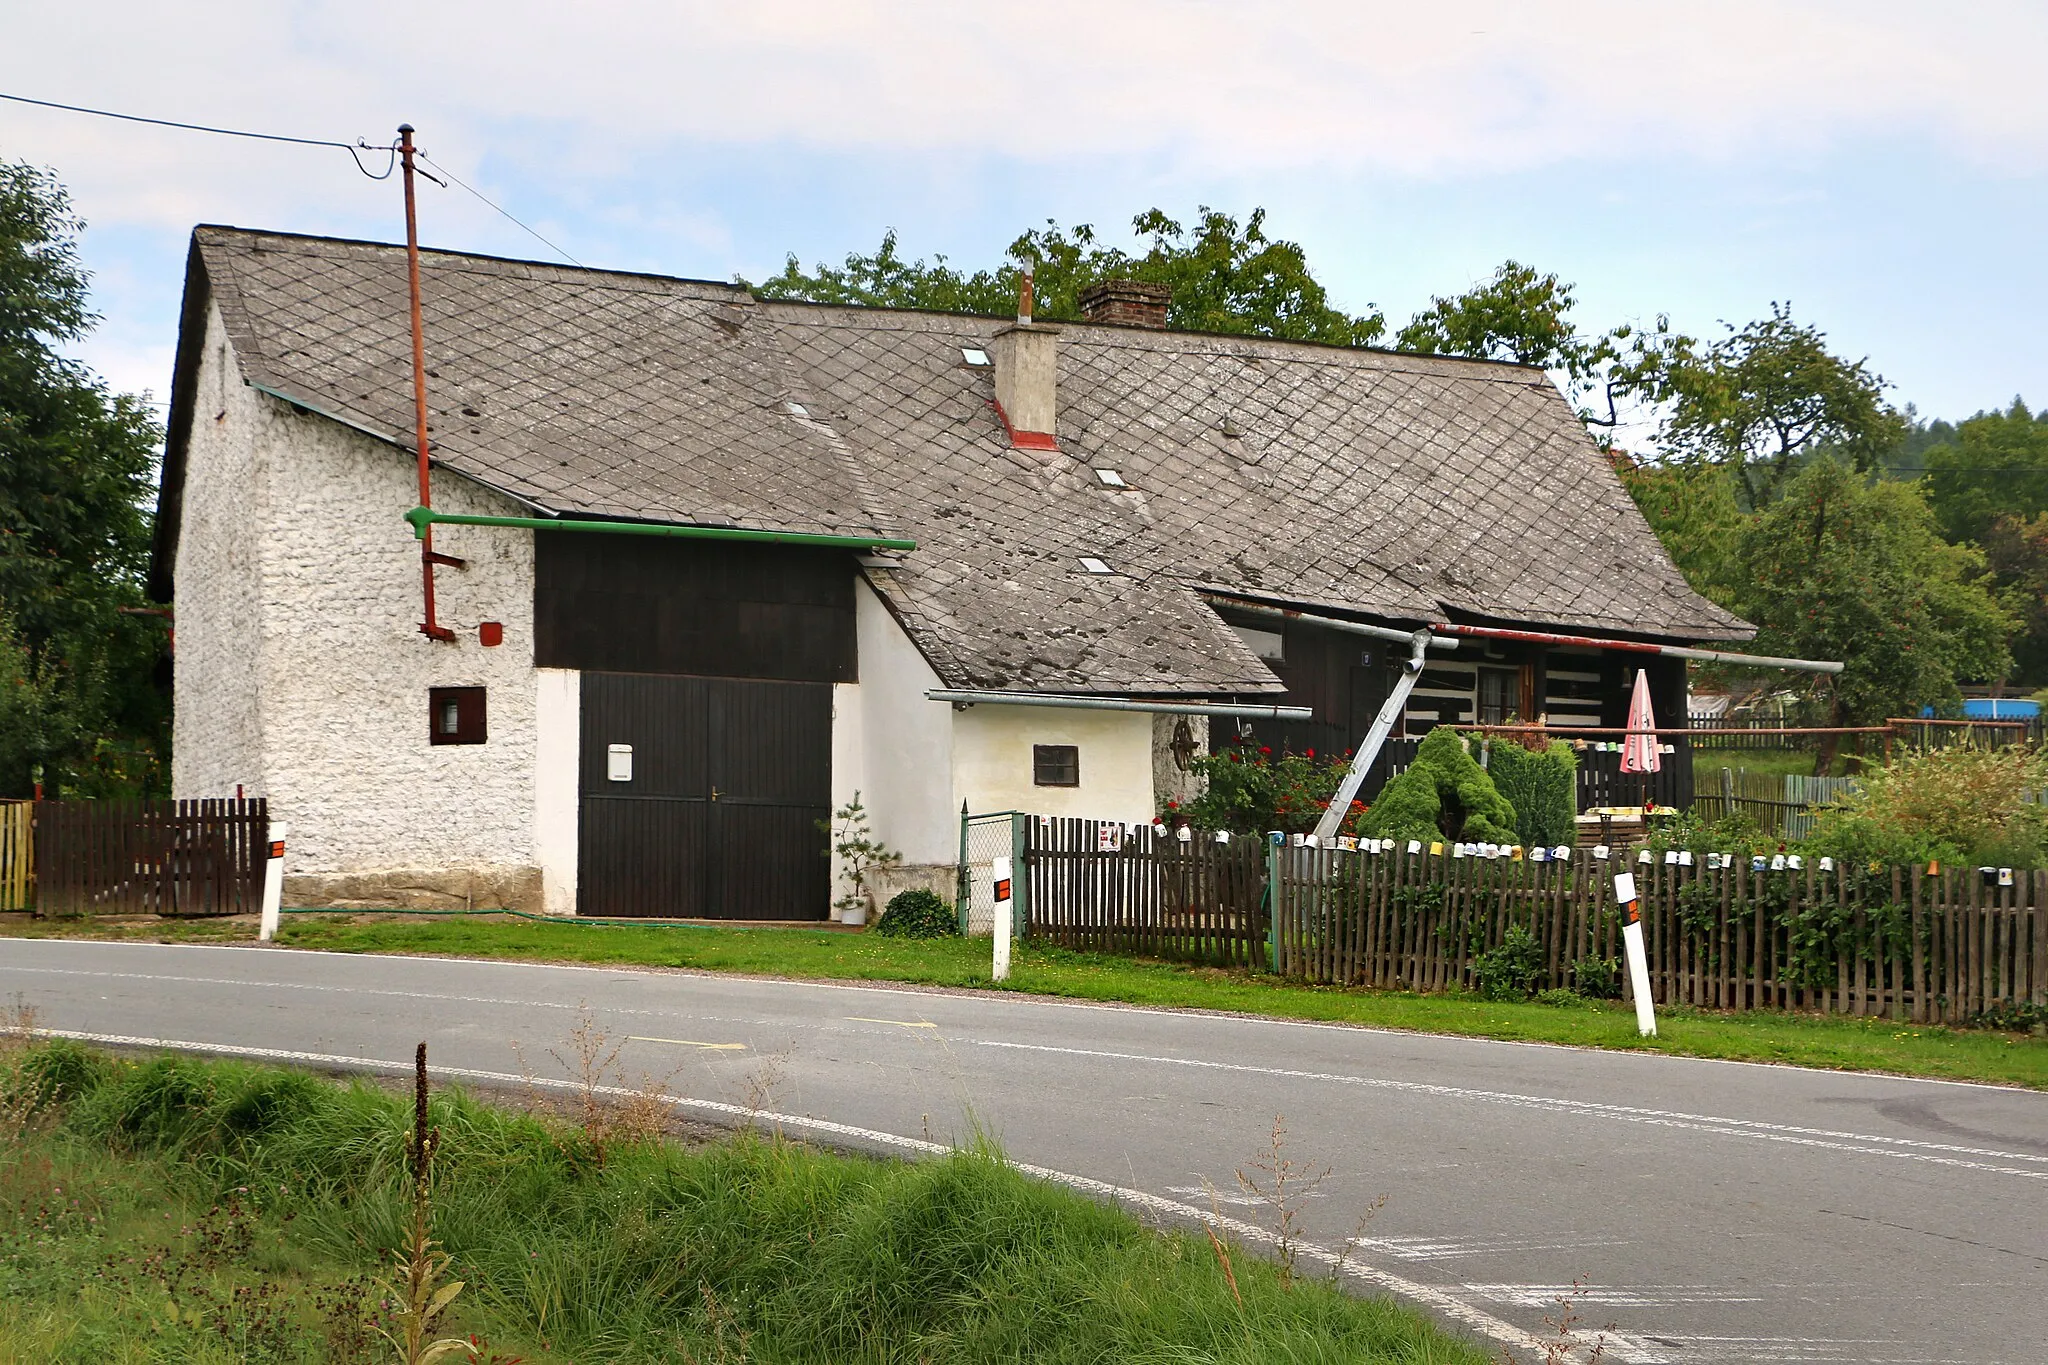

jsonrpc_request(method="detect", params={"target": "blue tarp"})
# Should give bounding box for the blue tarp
[1920,699,2041,719]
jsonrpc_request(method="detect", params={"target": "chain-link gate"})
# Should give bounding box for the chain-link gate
[956,809,1025,935]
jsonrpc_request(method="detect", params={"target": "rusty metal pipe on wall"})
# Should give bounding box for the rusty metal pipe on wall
[399,123,456,642]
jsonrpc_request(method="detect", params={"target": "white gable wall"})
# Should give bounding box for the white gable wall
[174,306,549,910]
[172,303,267,799]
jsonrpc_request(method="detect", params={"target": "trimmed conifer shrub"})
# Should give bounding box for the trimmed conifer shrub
[1357,728,1518,845]
[1485,739,1578,848]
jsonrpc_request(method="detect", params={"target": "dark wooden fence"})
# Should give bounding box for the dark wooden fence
[34,799,268,917]
[1017,819,2045,1023]
[1273,845,2044,1023]
[1025,817,1267,967]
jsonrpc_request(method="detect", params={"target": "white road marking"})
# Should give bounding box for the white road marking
[1370,1233,1634,1263]
[8,953,2040,1181]
[962,1039,2048,1179]
[1161,1183,1328,1207]
[7,936,2034,1097]
[40,1026,1561,1360]
[628,1036,746,1051]
[1464,1283,1766,1308]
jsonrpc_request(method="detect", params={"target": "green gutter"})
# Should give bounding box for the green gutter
[405,506,916,551]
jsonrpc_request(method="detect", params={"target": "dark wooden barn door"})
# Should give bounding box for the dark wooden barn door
[578,673,831,919]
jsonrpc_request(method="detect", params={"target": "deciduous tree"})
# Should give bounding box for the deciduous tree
[0,160,165,797]
[1922,399,2048,546]
[1736,460,2009,758]
[1641,304,1905,508]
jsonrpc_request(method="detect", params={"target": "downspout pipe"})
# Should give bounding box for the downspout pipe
[405,506,917,553]
[1200,594,1460,651]
[926,689,1311,720]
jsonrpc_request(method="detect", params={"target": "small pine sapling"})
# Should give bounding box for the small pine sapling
[821,792,900,920]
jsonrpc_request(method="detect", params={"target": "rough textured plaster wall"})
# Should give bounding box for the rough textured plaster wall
[248,378,539,884]
[172,303,267,799]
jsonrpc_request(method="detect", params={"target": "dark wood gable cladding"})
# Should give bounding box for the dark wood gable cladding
[1212,608,1695,806]
[534,531,857,682]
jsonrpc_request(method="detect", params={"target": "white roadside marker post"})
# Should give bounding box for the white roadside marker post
[258,821,289,942]
[1613,870,1656,1036]
[991,854,1014,982]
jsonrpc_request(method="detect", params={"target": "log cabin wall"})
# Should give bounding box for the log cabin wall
[1209,611,1695,808]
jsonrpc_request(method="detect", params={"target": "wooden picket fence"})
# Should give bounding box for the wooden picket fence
[0,801,29,911]
[1692,768,1858,838]
[33,798,269,918]
[1273,845,2046,1024]
[1025,817,1267,967]
[1014,815,2045,1023]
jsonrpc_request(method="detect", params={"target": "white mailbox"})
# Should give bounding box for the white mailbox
[606,744,633,782]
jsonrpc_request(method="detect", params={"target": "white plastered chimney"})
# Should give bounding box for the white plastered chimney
[991,269,1059,445]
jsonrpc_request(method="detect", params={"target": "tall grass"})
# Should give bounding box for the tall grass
[25,1044,1487,1364]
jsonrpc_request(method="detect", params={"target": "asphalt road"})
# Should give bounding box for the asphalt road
[3,938,2043,1364]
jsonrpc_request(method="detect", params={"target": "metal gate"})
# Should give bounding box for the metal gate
[578,673,832,919]
[956,810,1025,935]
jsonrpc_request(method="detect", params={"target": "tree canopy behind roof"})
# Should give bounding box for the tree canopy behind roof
[754,207,1386,347]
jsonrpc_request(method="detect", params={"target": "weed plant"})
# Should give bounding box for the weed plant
[874,887,958,939]
[4,1042,1491,1365]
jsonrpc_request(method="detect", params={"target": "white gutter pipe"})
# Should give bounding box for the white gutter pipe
[1430,622,1843,675]
[925,689,1312,720]
[1201,595,1460,651]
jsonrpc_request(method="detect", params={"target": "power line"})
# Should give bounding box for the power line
[419,152,581,267]
[1,89,579,264]
[0,90,398,179]
[1,90,361,148]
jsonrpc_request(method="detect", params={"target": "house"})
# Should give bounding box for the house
[149,227,1750,920]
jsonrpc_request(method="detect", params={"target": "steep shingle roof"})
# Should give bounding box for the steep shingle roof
[168,227,1749,698]
[195,227,898,540]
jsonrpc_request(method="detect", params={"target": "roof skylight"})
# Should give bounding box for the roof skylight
[1080,557,1114,574]
[1093,468,1127,488]
[961,347,991,367]
[786,401,810,417]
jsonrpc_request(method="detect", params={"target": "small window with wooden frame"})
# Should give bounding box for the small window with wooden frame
[1032,743,1080,787]
[429,686,487,745]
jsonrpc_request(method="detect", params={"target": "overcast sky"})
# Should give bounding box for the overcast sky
[5,1,2043,436]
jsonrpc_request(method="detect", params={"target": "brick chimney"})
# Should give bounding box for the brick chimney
[992,270,1060,448]
[1079,279,1171,329]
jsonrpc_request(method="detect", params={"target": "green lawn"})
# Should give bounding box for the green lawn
[1691,745,1855,781]
[0,1040,1493,1364]
[9,911,2040,1089]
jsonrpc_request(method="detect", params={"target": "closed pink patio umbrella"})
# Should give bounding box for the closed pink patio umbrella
[1621,668,1660,807]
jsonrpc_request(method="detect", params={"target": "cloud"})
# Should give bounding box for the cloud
[6,1,2043,414]
[6,0,2046,238]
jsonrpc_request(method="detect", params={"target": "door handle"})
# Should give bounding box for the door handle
[710,786,720,802]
